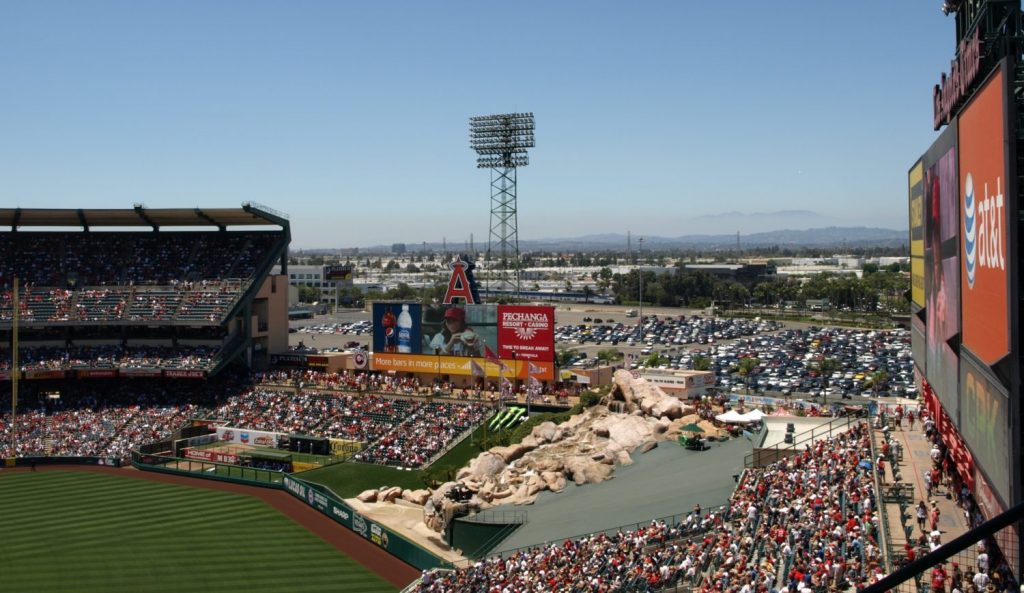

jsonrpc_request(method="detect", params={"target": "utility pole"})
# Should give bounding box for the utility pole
[638,237,644,325]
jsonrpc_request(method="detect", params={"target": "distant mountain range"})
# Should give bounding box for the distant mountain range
[303,225,907,253]
[686,209,839,234]
[517,227,906,251]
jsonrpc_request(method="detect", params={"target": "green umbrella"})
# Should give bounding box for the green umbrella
[680,423,704,433]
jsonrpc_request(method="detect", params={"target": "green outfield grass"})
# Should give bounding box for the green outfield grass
[0,471,398,593]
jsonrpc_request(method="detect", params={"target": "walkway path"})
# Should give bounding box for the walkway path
[877,414,970,560]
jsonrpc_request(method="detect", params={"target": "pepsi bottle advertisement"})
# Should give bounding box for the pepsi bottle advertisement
[372,303,422,354]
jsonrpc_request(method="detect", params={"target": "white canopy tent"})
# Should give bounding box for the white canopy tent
[715,410,765,424]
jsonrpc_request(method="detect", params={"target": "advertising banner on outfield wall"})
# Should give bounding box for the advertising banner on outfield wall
[76,369,118,378]
[923,124,960,420]
[961,352,1010,508]
[371,352,555,381]
[216,427,281,448]
[184,448,240,464]
[24,370,67,380]
[959,66,1009,367]
[118,368,163,377]
[164,369,206,379]
[909,159,926,307]
[497,305,555,362]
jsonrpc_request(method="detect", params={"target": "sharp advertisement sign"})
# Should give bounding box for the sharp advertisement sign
[958,66,1010,368]
[371,303,556,380]
[497,305,555,362]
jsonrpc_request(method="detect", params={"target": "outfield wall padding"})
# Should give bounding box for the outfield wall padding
[283,476,445,571]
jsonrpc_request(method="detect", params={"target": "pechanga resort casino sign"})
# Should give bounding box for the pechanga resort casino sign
[934,27,982,131]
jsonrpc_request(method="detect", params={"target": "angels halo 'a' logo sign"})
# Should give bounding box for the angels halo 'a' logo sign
[442,256,480,304]
[514,326,538,340]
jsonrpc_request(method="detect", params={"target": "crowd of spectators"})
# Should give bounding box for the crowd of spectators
[874,403,1019,593]
[0,231,280,288]
[258,368,575,406]
[0,378,241,460]
[0,345,222,372]
[0,370,491,467]
[356,401,488,467]
[0,281,244,324]
[209,388,489,468]
[418,422,884,593]
[0,231,281,325]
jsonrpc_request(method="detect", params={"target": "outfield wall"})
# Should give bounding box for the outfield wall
[283,475,445,571]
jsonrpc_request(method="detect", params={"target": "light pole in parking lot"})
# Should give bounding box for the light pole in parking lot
[434,347,441,389]
[637,237,644,326]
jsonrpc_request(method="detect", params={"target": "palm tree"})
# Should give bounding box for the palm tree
[869,370,889,398]
[812,358,842,403]
[596,349,624,366]
[736,357,760,394]
[691,355,711,371]
[555,348,577,370]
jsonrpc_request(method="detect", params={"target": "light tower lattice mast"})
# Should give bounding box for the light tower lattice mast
[470,112,535,297]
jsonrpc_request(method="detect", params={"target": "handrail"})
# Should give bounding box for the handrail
[744,415,856,467]
[869,423,895,575]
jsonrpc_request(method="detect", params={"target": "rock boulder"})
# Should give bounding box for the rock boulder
[456,451,507,482]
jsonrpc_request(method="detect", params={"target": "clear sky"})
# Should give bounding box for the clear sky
[1,1,956,248]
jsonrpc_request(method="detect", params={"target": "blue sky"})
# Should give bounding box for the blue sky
[1,1,955,248]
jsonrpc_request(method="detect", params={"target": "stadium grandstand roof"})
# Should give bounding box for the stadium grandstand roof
[0,202,289,231]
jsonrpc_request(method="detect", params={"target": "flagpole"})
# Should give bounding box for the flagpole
[498,359,504,411]
[526,361,531,419]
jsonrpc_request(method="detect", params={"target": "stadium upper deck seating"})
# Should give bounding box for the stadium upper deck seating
[0,231,282,325]
[0,231,279,287]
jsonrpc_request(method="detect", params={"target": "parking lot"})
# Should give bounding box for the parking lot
[287,305,916,400]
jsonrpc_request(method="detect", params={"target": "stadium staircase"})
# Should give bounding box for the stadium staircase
[44,416,55,455]
[209,332,248,376]
[221,235,288,323]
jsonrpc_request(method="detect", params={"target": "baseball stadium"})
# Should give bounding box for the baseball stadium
[7,6,1024,591]
[2,182,1024,593]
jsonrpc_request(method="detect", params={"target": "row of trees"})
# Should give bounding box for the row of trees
[605,266,908,313]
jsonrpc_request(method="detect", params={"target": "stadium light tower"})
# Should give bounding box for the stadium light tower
[470,112,535,296]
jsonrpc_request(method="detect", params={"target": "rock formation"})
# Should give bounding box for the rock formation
[349,370,707,537]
